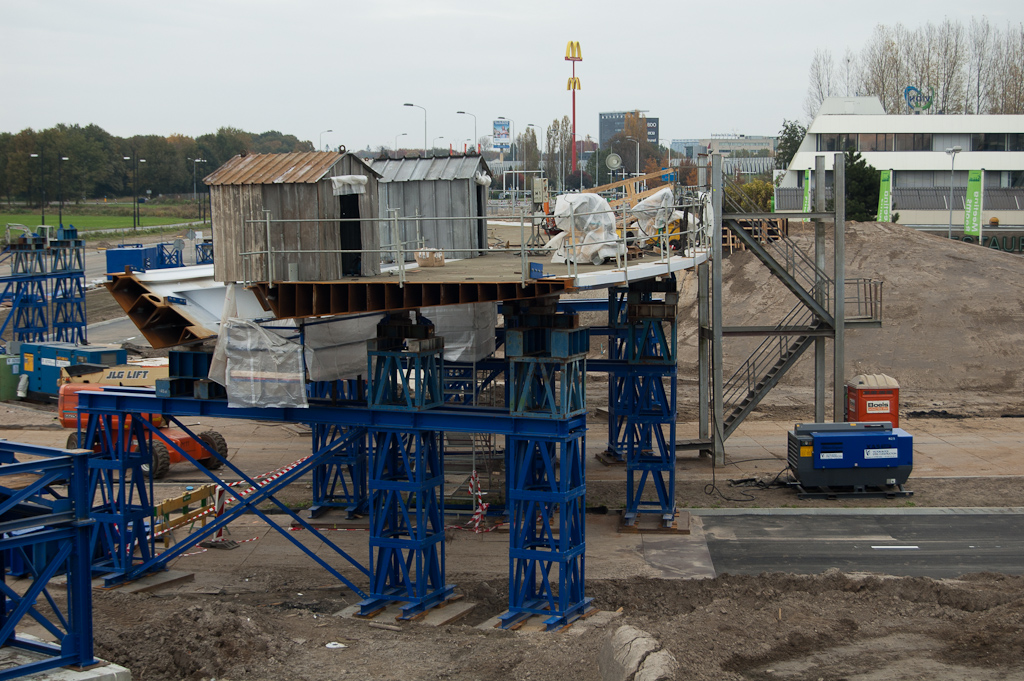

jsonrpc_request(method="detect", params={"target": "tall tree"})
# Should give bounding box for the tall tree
[804,48,837,119]
[968,17,994,113]
[775,120,806,170]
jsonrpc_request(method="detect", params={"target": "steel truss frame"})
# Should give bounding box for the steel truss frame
[0,441,95,680]
[307,380,368,518]
[501,428,591,630]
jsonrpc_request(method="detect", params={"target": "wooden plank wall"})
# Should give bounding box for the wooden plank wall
[211,184,265,283]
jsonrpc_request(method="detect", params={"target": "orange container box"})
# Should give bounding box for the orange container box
[845,374,899,427]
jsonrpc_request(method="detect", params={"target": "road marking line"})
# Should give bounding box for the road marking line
[871,545,919,550]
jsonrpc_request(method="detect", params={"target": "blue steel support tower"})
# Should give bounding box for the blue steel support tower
[621,277,679,527]
[307,379,368,518]
[501,300,592,629]
[359,313,455,618]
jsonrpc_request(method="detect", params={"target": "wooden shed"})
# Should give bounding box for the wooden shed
[205,151,381,282]
[370,154,490,261]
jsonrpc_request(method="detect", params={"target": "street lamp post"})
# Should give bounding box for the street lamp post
[30,153,44,226]
[123,155,146,230]
[320,129,333,152]
[58,155,69,227]
[945,146,962,240]
[403,103,427,157]
[189,158,206,219]
[456,111,477,152]
[394,133,408,159]
[432,136,445,155]
[499,117,516,206]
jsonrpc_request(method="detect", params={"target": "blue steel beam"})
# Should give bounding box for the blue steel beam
[76,390,587,438]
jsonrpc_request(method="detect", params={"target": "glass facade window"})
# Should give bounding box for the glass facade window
[819,133,856,152]
[1007,133,1023,152]
[1010,170,1024,188]
[858,133,893,152]
[971,133,1007,151]
[894,133,933,151]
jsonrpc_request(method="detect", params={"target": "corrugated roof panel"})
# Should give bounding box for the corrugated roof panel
[205,151,345,185]
[370,155,489,183]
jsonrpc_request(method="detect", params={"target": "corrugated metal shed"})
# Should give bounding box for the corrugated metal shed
[205,151,380,186]
[205,151,381,281]
[370,154,491,261]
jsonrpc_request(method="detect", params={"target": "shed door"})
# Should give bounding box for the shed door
[339,194,362,276]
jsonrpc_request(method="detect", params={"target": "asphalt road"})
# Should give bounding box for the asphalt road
[699,511,1024,578]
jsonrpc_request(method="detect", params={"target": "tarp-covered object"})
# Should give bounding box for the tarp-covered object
[422,302,497,362]
[304,314,383,382]
[628,187,675,243]
[219,319,308,409]
[548,193,624,265]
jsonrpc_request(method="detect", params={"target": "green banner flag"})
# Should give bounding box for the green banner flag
[963,170,983,236]
[877,169,891,222]
[802,170,811,212]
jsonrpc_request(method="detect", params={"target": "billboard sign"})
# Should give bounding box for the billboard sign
[802,170,812,212]
[646,118,659,145]
[493,120,510,151]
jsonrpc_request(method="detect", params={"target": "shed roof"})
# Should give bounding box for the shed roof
[204,151,379,186]
[370,154,490,183]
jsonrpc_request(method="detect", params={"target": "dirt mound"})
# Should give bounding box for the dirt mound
[678,221,1024,410]
[85,569,1024,681]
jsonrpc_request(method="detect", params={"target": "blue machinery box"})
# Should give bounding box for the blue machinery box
[20,343,127,396]
[787,422,913,490]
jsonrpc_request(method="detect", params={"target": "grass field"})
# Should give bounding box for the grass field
[1,213,196,231]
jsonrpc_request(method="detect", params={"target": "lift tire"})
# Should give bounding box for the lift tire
[66,432,82,450]
[143,441,172,480]
[198,431,227,470]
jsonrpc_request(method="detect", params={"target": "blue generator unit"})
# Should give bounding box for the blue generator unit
[787,422,913,498]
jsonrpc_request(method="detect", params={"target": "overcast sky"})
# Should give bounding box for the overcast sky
[1,0,1021,152]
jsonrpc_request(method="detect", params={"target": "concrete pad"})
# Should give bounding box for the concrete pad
[337,598,478,627]
[640,516,717,580]
[107,569,194,594]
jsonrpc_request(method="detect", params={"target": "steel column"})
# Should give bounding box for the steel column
[711,155,725,466]
[833,153,846,421]
[813,155,826,423]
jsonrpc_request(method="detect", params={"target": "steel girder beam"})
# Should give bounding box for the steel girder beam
[500,429,591,630]
[0,443,95,679]
[76,390,587,439]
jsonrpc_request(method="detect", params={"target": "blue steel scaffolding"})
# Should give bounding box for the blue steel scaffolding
[502,301,592,629]
[0,228,87,349]
[620,278,679,527]
[0,441,95,680]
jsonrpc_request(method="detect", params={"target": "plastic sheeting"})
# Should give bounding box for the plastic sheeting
[628,187,675,243]
[303,314,383,382]
[330,175,368,195]
[220,319,308,409]
[422,302,497,362]
[548,193,624,265]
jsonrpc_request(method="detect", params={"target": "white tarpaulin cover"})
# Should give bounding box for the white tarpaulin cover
[628,187,675,243]
[220,319,308,409]
[303,314,383,382]
[548,193,624,265]
[422,302,497,362]
[330,175,368,195]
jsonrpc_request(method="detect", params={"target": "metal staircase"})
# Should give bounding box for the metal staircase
[714,173,883,440]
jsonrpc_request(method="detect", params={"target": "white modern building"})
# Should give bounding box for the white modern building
[779,97,1024,228]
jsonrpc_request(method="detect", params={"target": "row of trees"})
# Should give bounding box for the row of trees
[805,17,1024,118]
[0,125,313,206]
